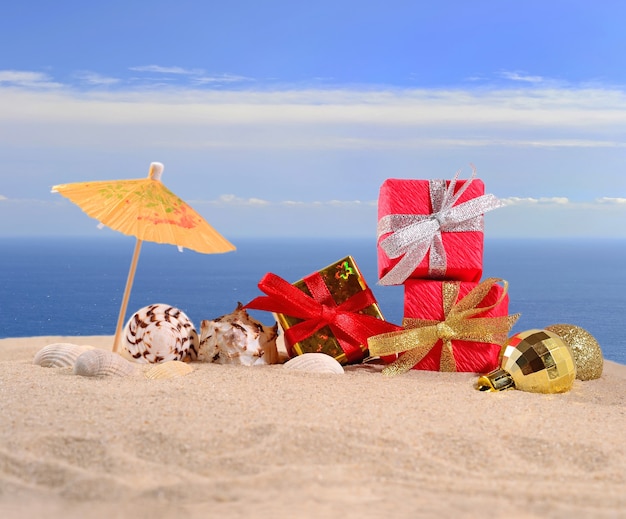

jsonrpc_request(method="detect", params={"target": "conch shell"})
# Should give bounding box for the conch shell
[33,343,94,368]
[198,303,279,365]
[122,303,199,363]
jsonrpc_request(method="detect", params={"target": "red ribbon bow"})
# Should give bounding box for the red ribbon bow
[244,272,401,362]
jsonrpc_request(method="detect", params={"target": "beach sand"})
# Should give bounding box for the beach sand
[1,336,624,519]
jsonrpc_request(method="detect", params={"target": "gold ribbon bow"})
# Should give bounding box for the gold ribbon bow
[367,278,520,376]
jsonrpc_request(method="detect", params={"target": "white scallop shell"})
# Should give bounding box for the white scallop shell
[144,361,193,380]
[198,302,279,366]
[33,343,94,368]
[74,349,139,377]
[122,304,199,364]
[283,353,345,374]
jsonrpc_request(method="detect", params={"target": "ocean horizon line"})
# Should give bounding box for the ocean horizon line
[2,234,626,243]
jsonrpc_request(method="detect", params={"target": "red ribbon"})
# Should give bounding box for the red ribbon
[244,272,401,362]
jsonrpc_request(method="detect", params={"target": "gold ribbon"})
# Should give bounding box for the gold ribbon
[367,278,520,376]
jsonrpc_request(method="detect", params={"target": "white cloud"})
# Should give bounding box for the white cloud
[74,72,120,86]
[0,70,61,88]
[247,197,270,206]
[0,195,7,201]
[501,197,571,206]
[284,199,371,208]
[500,70,546,83]
[198,194,271,206]
[596,197,626,204]
[3,84,625,128]
[465,75,488,82]
[193,73,254,85]
[501,197,536,205]
[511,139,626,148]
[129,65,203,75]
[194,196,373,208]
[326,199,364,206]
[503,196,626,212]
[542,197,570,205]
[1,84,625,156]
[203,196,626,211]
[118,66,256,86]
[164,137,624,151]
[0,70,45,83]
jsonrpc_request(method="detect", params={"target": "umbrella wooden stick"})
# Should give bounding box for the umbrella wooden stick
[112,239,143,353]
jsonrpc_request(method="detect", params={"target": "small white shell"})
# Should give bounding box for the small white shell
[123,303,199,364]
[198,303,279,366]
[74,350,139,377]
[283,353,345,374]
[144,361,193,380]
[33,343,94,368]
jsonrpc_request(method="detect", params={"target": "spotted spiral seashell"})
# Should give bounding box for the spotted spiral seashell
[123,304,199,364]
[33,343,94,368]
[74,349,139,377]
[198,302,279,366]
[144,360,193,380]
[283,353,345,374]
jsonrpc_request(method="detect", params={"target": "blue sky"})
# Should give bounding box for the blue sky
[1,1,625,238]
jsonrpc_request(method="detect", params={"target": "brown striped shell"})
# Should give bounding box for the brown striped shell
[198,303,279,365]
[122,304,199,364]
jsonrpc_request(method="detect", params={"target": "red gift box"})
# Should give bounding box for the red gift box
[401,279,512,372]
[377,173,501,285]
[367,278,518,375]
[244,256,402,365]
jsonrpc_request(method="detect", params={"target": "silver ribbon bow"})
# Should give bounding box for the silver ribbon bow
[378,167,504,285]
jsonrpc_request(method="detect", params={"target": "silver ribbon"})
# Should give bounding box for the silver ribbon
[378,167,504,285]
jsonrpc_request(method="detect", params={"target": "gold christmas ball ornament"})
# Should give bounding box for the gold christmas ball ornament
[545,324,603,381]
[476,329,576,394]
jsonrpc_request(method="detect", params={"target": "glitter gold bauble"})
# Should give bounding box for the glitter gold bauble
[545,324,603,381]
[476,329,576,393]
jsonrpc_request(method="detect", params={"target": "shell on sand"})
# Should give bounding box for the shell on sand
[144,361,193,380]
[122,304,199,364]
[33,343,95,368]
[198,302,279,366]
[74,349,139,377]
[283,353,345,374]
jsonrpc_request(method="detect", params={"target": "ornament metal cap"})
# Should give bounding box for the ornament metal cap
[476,368,515,391]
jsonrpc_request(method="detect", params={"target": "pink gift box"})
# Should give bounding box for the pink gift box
[377,178,486,284]
[401,279,510,373]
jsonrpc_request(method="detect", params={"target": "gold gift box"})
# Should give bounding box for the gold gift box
[276,256,386,364]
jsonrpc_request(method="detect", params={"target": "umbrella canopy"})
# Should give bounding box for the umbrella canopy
[52,162,235,353]
[52,162,234,254]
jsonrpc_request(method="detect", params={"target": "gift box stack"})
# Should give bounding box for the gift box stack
[236,166,603,392]
[368,168,520,376]
[244,168,519,374]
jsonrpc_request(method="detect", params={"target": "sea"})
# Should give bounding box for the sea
[1,236,624,365]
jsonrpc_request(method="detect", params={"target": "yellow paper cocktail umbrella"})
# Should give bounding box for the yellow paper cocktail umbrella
[52,162,235,353]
